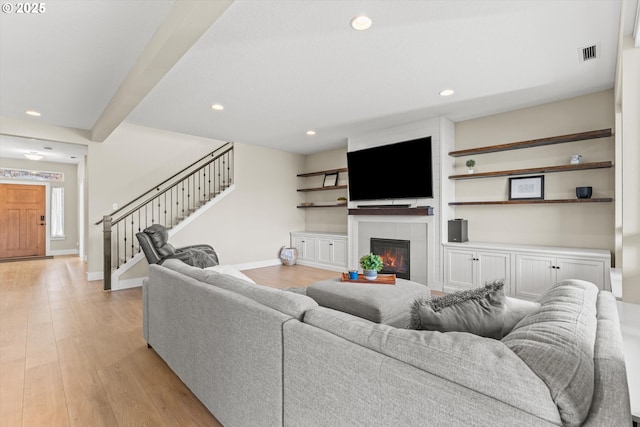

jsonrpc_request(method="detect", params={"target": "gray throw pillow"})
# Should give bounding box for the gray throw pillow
[410,280,506,339]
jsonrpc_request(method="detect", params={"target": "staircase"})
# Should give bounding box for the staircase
[97,143,234,290]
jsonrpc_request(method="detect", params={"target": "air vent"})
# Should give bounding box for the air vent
[578,44,599,62]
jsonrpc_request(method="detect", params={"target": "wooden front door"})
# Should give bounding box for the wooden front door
[0,184,46,258]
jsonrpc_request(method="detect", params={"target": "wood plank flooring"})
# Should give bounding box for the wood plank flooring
[0,256,341,427]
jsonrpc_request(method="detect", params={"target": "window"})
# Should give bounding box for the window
[51,187,64,238]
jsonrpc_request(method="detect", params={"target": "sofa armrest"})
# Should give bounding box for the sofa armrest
[583,291,632,426]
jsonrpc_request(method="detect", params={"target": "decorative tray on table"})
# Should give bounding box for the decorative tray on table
[340,273,396,285]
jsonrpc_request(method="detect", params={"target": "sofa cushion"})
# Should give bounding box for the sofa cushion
[410,281,506,339]
[204,265,256,283]
[503,296,541,336]
[307,278,429,327]
[502,279,598,427]
[162,258,211,281]
[303,306,562,425]
[204,273,318,320]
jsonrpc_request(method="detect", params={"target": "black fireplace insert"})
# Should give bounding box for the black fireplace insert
[370,238,410,279]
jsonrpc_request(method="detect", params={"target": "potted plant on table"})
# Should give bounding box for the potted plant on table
[359,253,383,280]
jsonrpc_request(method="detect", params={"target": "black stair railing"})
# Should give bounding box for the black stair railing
[97,142,233,290]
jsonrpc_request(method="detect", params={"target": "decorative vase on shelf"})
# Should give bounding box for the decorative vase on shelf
[576,186,592,199]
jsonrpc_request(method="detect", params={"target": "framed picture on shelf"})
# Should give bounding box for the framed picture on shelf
[323,172,338,187]
[509,175,544,200]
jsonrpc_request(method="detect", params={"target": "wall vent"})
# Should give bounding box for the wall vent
[578,44,599,62]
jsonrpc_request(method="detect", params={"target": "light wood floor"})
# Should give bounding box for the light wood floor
[0,256,339,427]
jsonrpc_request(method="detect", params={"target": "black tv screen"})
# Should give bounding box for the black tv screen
[347,136,433,201]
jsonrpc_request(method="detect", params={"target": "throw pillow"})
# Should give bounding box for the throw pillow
[410,280,506,339]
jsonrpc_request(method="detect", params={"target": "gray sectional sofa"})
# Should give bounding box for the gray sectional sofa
[143,259,632,426]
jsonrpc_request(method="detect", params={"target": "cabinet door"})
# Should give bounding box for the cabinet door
[292,236,317,261]
[477,251,511,293]
[556,257,605,288]
[445,248,476,291]
[318,238,333,264]
[332,238,348,267]
[514,254,555,300]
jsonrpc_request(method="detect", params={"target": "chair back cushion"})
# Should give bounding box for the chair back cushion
[144,224,176,256]
[136,231,162,264]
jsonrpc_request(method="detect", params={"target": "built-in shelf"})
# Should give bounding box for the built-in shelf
[449,198,613,206]
[297,185,348,192]
[297,168,348,178]
[297,203,347,209]
[348,207,433,216]
[449,161,612,180]
[448,128,612,157]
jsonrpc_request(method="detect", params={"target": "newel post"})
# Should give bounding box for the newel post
[103,215,112,291]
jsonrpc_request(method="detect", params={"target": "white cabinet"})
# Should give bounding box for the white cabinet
[291,231,347,271]
[444,247,511,293]
[443,242,611,300]
[292,234,317,261]
[515,254,606,299]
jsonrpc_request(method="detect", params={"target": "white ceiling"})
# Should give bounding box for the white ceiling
[0,0,638,162]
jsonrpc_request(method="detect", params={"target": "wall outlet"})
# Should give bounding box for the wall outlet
[112,203,118,210]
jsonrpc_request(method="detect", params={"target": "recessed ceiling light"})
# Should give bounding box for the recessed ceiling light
[439,89,455,97]
[25,109,41,117]
[306,130,316,136]
[24,152,43,161]
[350,16,372,31]
[210,104,224,111]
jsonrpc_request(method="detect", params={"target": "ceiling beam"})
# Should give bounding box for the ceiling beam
[90,0,234,142]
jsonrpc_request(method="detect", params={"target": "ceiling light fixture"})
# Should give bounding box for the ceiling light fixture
[210,104,224,111]
[439,89,455,97]
[25,109,41,117]
[306,130,316,136]
[24,152,43,161]
[350,15,372,31]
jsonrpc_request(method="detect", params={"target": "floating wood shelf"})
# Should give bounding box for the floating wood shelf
[348,207,433,216]
[449,198,613,206]
[448,128,612,157]
[297,167,347,178]
[449,161,612,180]
[297,204,347,209]
[297,185,348,192]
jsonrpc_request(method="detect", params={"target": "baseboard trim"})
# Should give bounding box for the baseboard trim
[112,277,144,291]
[49,249,79,256]
[87,271,103,282]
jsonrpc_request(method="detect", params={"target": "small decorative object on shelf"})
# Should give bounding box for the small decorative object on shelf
[570,154,582,164]
[466,159,476,174]
[576,186,593,199]
[359,253,383,280]
[323,172,338,187]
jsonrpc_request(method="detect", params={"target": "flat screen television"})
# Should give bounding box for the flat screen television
[347,136,433,201]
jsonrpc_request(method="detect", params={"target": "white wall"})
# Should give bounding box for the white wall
[619,37,640,303]
[87,123,305,276]
[454,90,615,253]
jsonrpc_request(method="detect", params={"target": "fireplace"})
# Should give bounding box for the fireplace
[370,238,410,279]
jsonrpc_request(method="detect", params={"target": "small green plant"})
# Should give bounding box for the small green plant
[359,253,383,271]
[465,159,476,168]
